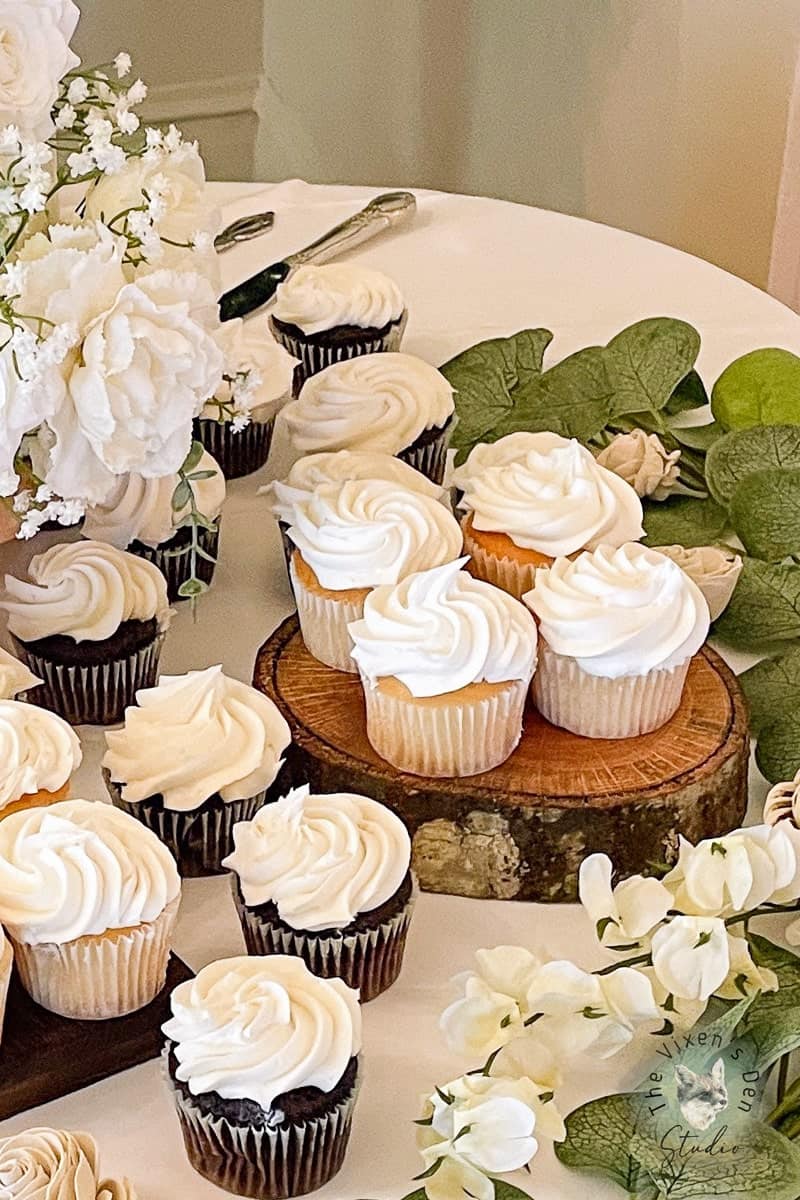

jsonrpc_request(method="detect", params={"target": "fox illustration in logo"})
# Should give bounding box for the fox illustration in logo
[674,1059,728,1131]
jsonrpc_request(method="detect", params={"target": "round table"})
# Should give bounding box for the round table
[2,180,799,1200]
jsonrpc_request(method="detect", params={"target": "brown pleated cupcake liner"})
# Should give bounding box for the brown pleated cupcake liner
[105,773,275,877]
[397,417,453,486]
[194,415,277,479]
[271,313,406,393]
[462,517,546,601]
[290,558,364,673]
[10,894,179,1019]
[0,935,12,1046]
[12,631,166,726]
[164,1050,362,1199]
[131,522,220,603]
[232,876,416,1002]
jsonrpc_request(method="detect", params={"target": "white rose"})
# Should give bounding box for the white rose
[43,270,224,503]
[206,319,297,422]
[528,961,660,1058]
[579,853,672,944]
[653,545,742,620]
[664,826,800,917]
[15,221,127,329]
[650,915,729,1000]
[764,769,800,828]
[0,1127,137,1200]
[0,1,79,139]
[596,429,681,500]
[440,946,544,1058]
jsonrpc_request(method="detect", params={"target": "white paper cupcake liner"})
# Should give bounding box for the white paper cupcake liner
[271,312,407,392]
[462,517,545,600]
[194,414,277,479]
[11,894,179,1019]
[0,935,12,1047]
[397,416,453,486]
[290,558,365,673]
[12,630,166,726]
[532,640,691,738]
[132,521,220,603]
[165,1049,362,1199]
[232,876,417,1002]
[360,674,529,777]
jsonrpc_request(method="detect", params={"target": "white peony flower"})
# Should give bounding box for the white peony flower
[527,962,660,1059]
[664,826,800,917]
[0,1126,137,1199]
[14,221,127,329]
[715,933,778,1000]
[440,946,544,1058]
[0,1,79,139]
[596,429,681,500]
[650,915,729,1001]
[652,545,742,620]
[0,342,64,496]
[579,853,672,945]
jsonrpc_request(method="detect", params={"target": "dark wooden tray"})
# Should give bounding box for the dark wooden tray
[0,954,193,1120]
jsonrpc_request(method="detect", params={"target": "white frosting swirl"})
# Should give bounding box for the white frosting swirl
[0,648,41,699]
[452,432,644,555]
[350,557,538,697]
[282,353,454,455]
[0,1128,137,1200]
[264,449,444,524]
[223,784,411,930]
[0,799,181,946]
[287,478,463,591]
[0,542,171,643]
[163,954,362,1109]
[272,263,405,334]
[0,700,82,812]
[82,450,226,550]
[524,543,710,678]
[103,666,291,812]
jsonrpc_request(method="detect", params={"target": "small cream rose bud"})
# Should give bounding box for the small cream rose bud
[764,768,800,828]
[653,545,742,620]
[596,430,681,500]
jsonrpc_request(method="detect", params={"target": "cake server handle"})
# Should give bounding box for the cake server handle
[284,190,417,268]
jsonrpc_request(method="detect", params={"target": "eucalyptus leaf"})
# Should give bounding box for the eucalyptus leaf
[177,577,208,599]
[665,368,709,416]
[605,317,700,416]
[642,1119,800,1200]
[705,425,800,507]
[754,713,800,785]
[729,467,800,560]
[641,495,727,548]
[187,469,218,480]
[493,1183,536,1200]
[181,439,205,473]
[669,421,724,452]
[555,1093,656,1195]
[397,1191,427,1200]
[498,346,613,442]
[739,647,800,736]
[712,559,800,650]
[711,348,800,431]
[171,479,192,512]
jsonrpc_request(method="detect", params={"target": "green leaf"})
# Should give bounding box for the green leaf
[177,577,208,599]
[734,936,800,1068]
[740,647,800,735]
[669,420,724,452]
[398,1191,427,1200]
[640,1119,800,1200]
[755,713,800,785]
[493,1183,535,1200]
[181,438,205,473]
[729,467,800,560]
[713,558,800,650]
[641,494,728,548]
[605,317,701,417]
[187,469,218,481]
[491,346,612,444]
[555,1093,657,1195]
[666,368,709,416]
[711,348,800,431]
[705,424,800,507]
[171,479,192,512]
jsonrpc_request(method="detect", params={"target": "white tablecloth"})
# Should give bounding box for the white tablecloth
[2,179,800,1200]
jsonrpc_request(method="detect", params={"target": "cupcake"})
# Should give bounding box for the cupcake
[0,1128,137,1198]
[0,799,181,1019]
[224,784,415,1001]
[163,955,362,1198]
[269,262,407,390]
[524,543,710,739]
[452,431,644,599]
[196,320,297,478]
[103,665,291,876]
[83,449,226,602]
[281,353,455,485]
[0,700,81,819]
[0,541,171,726]
[0,646,41,699]
[0,924,11,1047]
[350,557,538,777]
[286,478,462,672]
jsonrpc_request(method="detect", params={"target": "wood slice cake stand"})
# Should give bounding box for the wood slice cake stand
[253,617,749,903]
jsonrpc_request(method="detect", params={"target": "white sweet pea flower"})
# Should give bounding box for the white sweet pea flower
[579,853,672,945]
[490,1036,566,1142]
[715,933,778,1000]
[595,429,681,500]
[0,1,80,139]
[441,946,544,1058]
[642,966,707,1032]
[664,826,800,917]
[650,916,729,1001]
[528,962,660,1059]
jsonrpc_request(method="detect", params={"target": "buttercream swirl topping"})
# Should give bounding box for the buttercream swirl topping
[163,954,362,1109]
[0,1127,137,1200]
[350,557,538,697]
[0,700,82,812]
[0,541,171,643]
[103,665,291,812]
[288,477,462,591]
[223,784,411,930]
[524,542,710,678]
[272,263,405,334]
[82,450,225,550]
[0,798,181,946]
[0,647,41,699]
[282,353,454,455]
[452,431,644,555]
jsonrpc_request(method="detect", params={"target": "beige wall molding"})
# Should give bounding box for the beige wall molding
[139,72,263,124]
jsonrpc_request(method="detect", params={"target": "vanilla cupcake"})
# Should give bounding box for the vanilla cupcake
[287,477,462,672]
[270,262,407,389]
[0,541,171,725]
[350,557,538,777]
[0,1128,137,1199]
[224,784,415,1001]
[0,924,11,1047]
[0,647,41,699]
[163,955,362,1198]
[0,799,181,1019]
[0,700,81,820]
[103,666,291,876]
[83,450,226,602]
[524,543,710,739]
[282,352,455,484]
[452,432,645,599]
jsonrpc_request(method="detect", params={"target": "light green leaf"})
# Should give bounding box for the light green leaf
[665,368,709,416]
[669,420,724,452]
[729,467,800,560]
[711,348,800,431]
[171,479,192,512]
[642,495,728,548]
[397,1191,427,1200]
[493,1183,535,1200]
[754,713,800,785]
[605,317,701,416]
[643,1119,800,1200]
[713,559,800,650]
[734,936,800,1068]
[181,438,205,473]
[555,1093,657,1195]
[705,425,800,507]
[739,648,800,736]
[177,577,208,599]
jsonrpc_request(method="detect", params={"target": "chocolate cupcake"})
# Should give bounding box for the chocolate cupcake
[0,541,171,725]
[103,665,291,876]
[224,784,415,1001]
[281,352,455,485]
[269,262,407,391]
[83,449,226,602]
[162,955,362,1198]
